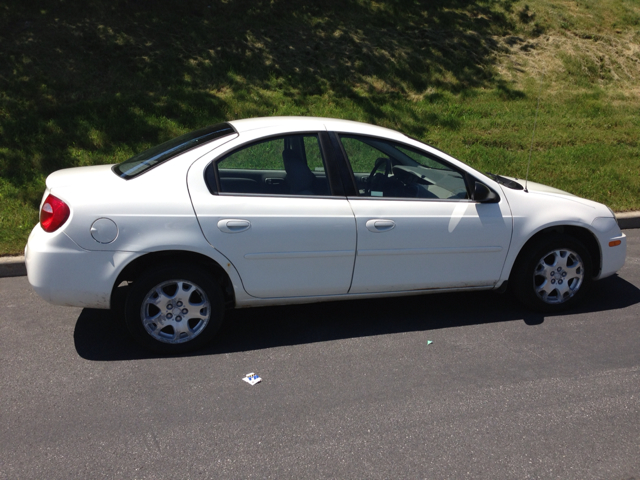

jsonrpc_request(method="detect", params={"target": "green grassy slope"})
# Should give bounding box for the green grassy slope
[1,0,639,254]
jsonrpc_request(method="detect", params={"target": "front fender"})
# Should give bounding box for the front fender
[498,188,624,284]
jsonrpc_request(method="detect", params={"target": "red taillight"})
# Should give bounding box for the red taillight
[40,194,70,232]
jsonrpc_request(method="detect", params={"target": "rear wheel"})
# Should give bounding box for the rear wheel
[511,234,593,312]
[125,264,224,354]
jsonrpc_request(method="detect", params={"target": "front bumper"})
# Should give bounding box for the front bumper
[597,232,627,279]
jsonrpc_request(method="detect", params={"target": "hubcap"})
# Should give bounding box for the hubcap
[533,248,584,304]
[140,279,210,344]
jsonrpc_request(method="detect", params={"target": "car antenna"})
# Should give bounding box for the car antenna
[524,73,544,193]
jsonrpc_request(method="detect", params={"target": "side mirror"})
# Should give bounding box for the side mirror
[473,181,500,203]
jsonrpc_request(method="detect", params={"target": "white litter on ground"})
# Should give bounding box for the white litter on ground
[242,372,262,385]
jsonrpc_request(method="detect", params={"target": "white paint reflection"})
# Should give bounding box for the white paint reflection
[448,202,470,233]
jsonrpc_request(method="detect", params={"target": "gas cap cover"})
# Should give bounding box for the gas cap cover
[90,218,118,244]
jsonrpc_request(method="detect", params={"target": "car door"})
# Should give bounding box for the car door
[188,131,357,299]
[333,133,513,294]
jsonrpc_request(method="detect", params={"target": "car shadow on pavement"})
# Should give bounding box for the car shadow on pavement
[74,274,640,361]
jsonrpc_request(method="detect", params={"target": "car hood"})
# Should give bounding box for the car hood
[501,176,575,197]
[497,175,614,219]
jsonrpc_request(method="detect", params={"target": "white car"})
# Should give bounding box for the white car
[26,116,627,353]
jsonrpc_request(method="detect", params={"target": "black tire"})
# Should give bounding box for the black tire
[124,264,224,354]
[510,234,593,313]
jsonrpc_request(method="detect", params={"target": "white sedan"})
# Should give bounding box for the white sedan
[26,117,627,353]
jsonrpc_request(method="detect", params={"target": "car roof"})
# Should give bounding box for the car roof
[227,116,407,140]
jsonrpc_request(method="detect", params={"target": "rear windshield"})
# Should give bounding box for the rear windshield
[112,123,236,179]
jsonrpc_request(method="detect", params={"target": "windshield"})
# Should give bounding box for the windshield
[113,123,236,179]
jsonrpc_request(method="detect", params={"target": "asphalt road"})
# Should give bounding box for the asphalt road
[1,230,639,479]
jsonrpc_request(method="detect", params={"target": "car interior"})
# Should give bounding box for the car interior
[204,133,469,200]
[205,134,331,196]
[339,135,470,200]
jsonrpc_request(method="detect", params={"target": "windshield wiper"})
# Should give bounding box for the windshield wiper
[485,172,524,190]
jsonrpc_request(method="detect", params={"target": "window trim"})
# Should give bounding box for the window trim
[205,131,347,198]
[328,132,358,197]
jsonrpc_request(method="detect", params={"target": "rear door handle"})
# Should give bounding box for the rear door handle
[365,219,396,232]
[217,219,251,233]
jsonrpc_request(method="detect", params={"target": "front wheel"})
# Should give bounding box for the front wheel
[511,234,593,312]
[124,264,224,354]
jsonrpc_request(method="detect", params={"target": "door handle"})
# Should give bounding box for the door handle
[217,219,251,233]
[365,219,395,232]
[265,178,285,185]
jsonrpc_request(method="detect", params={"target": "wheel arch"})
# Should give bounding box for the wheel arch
[112,250,236,308]
[509,224,602,280]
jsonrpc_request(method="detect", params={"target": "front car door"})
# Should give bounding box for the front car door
[332,133,513,294]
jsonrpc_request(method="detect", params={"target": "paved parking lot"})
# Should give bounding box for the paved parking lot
[1,230,639,479]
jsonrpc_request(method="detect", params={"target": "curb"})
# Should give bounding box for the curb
[2,211,639,279]
[0,256,26,278]
[615,211,640,230]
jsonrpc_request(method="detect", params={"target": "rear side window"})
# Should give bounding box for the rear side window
[113,123,236,179]
[209,134,331,196]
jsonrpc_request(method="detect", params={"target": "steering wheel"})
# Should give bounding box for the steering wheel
[366,157,393,196]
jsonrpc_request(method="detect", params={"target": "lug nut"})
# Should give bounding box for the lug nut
[182,309,188,314]
[167,304,173,310]
[167,313,173,319]
[177,301,183,307]
[176,316,182,322]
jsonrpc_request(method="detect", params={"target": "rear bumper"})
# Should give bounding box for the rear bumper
[26,225,136,309]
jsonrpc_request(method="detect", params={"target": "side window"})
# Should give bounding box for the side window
[339,135,469,200]
[340,137,382,174]
[213,134,331,196]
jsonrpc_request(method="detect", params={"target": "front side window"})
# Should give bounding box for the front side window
[339,135,469,200]
[212,134,331,196]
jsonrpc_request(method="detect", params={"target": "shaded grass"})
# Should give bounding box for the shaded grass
[1,0,639,254]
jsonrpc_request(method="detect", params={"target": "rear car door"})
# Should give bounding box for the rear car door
[188,129,357,299]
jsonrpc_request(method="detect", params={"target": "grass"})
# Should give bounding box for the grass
[1,0,639,254]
